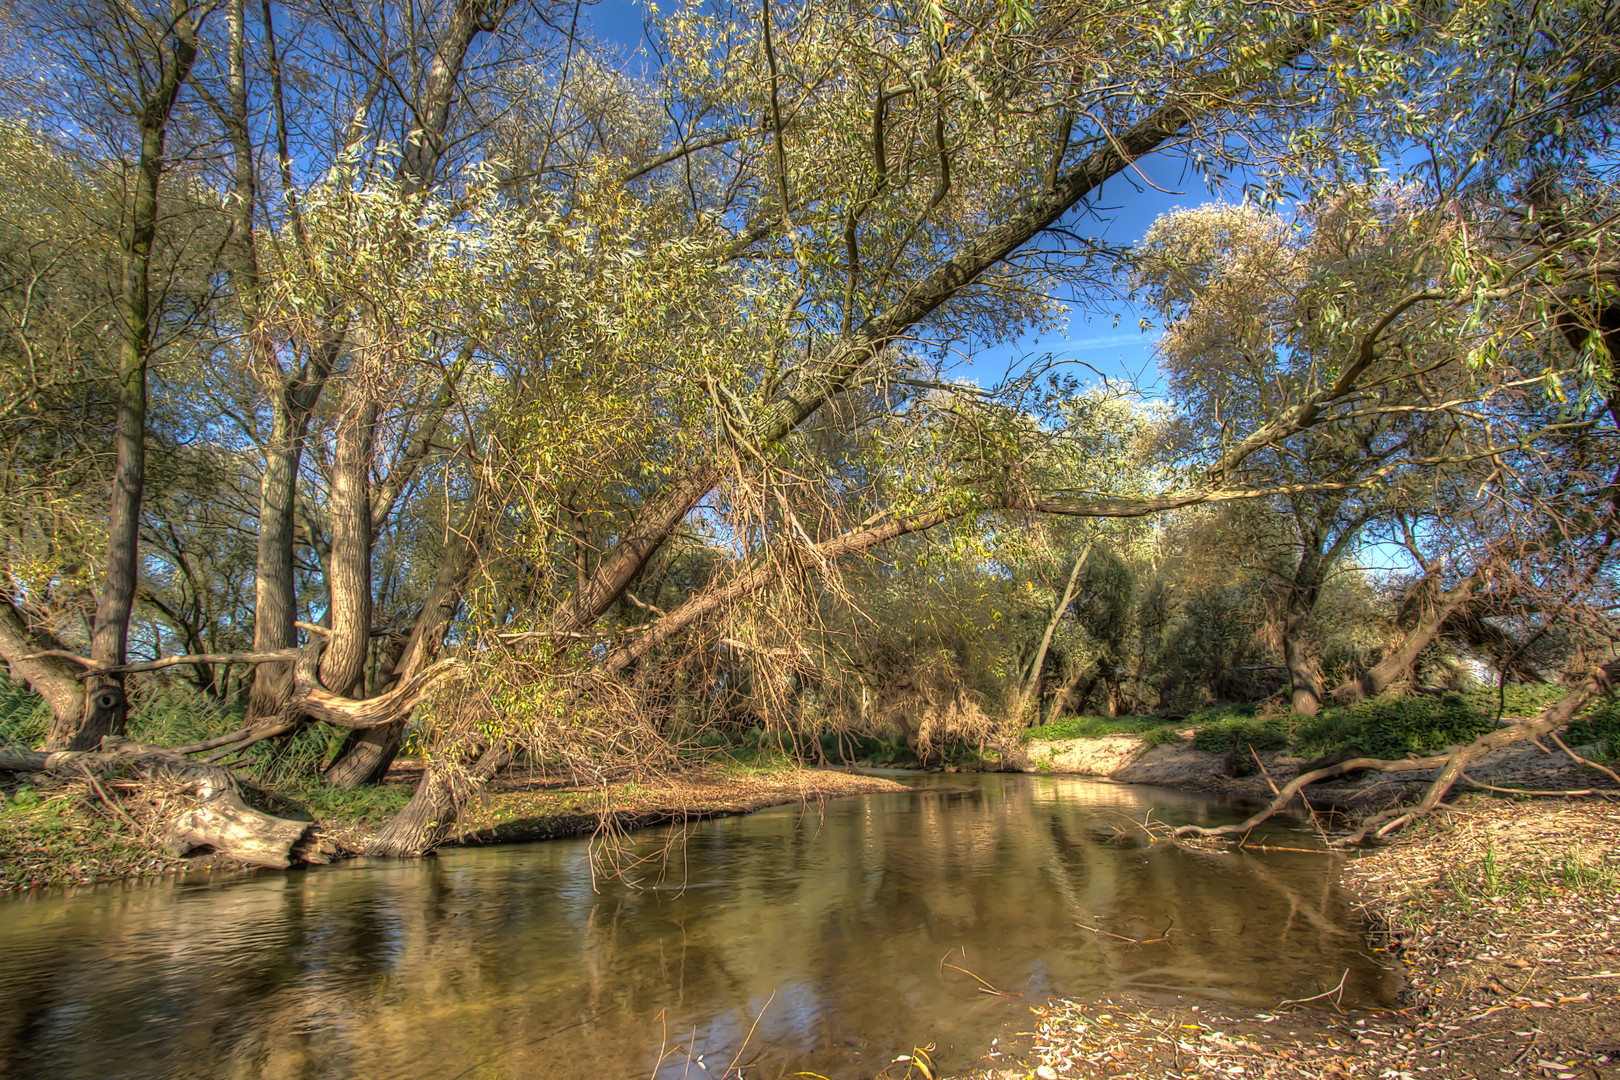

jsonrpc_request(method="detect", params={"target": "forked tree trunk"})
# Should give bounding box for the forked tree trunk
[323,482,486,787]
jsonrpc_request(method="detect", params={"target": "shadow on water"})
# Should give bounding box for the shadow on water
[0,774,1397,1079]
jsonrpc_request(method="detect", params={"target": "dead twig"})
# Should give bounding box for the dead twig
[76,762,140,832]
[1277,967,1348,1010]
[940,960,1020,997]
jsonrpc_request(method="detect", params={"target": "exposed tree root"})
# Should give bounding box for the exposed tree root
[1172,660,1620,845]
[0,737,334,868]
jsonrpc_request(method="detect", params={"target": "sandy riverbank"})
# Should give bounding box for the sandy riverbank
[1021,728,1612,809]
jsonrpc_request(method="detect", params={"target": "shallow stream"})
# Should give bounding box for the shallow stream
[0,773,1397,1079]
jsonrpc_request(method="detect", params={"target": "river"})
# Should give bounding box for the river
[0,772,1396,1079]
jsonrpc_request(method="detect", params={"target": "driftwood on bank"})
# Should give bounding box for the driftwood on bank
[0,737,331,869]
[1174,660,1620,846]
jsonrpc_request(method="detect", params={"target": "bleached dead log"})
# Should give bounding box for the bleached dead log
[0,737,329,869]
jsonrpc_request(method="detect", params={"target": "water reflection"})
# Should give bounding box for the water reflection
[0,774,1396,1079]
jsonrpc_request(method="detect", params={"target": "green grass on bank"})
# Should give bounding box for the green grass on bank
[0,679,415,889]
[1026,714,1185,746]
[1028,683,1618,766]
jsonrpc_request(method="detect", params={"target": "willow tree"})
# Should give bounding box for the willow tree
[366,0,1431,854]
[0,0,215,748]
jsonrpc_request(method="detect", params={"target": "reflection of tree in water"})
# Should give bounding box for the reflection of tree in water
[0,778,1396,1080]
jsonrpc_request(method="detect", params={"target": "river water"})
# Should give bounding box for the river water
[0,773,1396,1079]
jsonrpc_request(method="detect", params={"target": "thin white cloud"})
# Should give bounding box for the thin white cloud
[1059,332,1159,353]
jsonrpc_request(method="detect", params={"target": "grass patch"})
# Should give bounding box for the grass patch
[0,777,183,890]
[262,778,411,827]
[1462,682,1571,718]
[1444,841,1618,903]
[1292,694,1494,760]
[0,680,50,747]
[1191,713,1293,754]
[1029,714,1184,746]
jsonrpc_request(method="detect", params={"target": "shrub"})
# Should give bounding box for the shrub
[1294,694,1493,760]
[1356,694,1494,758]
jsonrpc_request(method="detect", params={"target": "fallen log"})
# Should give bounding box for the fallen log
[0,737,331,869]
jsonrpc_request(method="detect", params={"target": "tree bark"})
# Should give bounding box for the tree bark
[1282,597,1324,716]
[60,2,201,751]
[1016,540,1093,724]
[0,598,83,739]
[319,388,377,698]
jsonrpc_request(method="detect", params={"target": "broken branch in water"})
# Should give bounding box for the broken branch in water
[1277,967,1348,1010]
[1074,917,1175,947]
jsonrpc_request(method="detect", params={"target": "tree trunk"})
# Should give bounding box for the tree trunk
[1041,664,1095,726]
[1330,571,1480,704]
[247,360,338,723]
[1016,540,1092,724]
[58,6,200,751]
[319,388,376,698]
[1282,598,1323,716]
[0,598,84,739]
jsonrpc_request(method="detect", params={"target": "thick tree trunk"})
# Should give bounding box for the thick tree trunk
[1282,600,1323,716]
[247,370,335,723]
[319,388,377,698]
[0,598,83,739]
